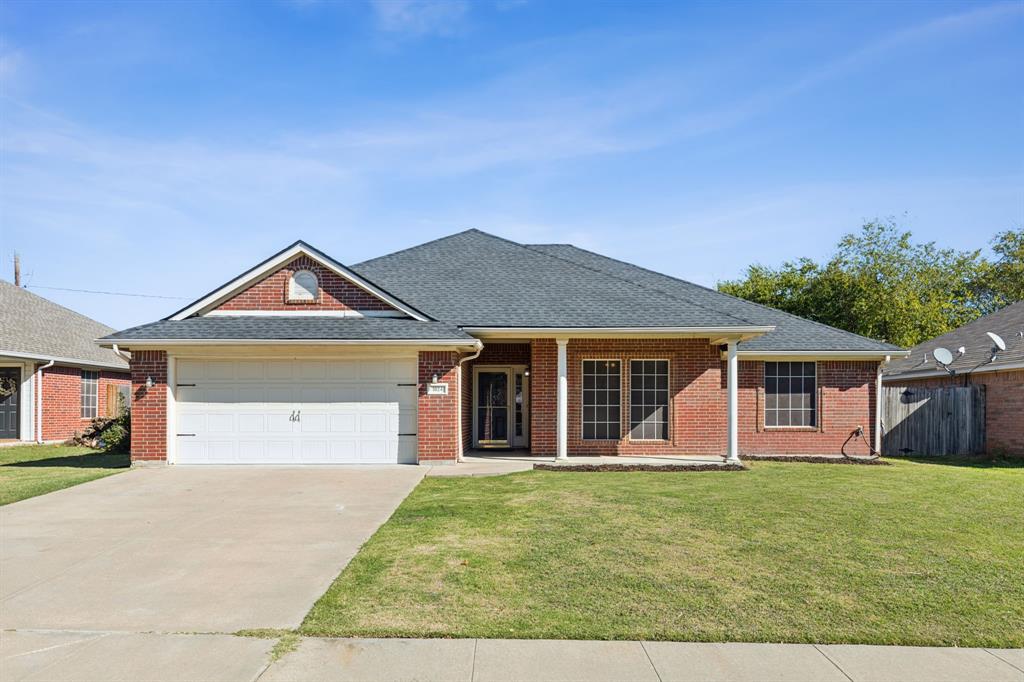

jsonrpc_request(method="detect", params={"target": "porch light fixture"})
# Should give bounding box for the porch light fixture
[524,369,530,377]
[432,373,438,384]
[146,375,155,388]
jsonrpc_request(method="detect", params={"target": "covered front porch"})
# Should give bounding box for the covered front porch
[458,330,760,465]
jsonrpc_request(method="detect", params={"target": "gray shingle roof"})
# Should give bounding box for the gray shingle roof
[351,230,758,329]
[101,316,474,342]
[525,242,903,352]
[884,301,1024,378]
[1,280,129,369]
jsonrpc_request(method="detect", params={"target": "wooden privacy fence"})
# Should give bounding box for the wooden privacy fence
[882,385,985,456]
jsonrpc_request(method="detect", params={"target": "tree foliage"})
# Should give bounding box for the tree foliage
[718,222,1022,348]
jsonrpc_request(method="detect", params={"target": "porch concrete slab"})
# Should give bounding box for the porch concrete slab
[0,466,424,632]
[643,641,849,681]
[0,631,273,682]
[817,644,1024,682]
[260,637,476,682]
[472,638,660,682]
[427,459,534,477]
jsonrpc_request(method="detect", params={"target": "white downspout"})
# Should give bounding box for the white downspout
[456,342,484,463]
[36,360,55,443]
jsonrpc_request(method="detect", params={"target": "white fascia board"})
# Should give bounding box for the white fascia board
[169,242,429,322]
[0,349,129,371]
[97,338,481,348]
[883,359,1024,382]
[203,309,408,318]
[733,349,910,361]
[461,326,775,340]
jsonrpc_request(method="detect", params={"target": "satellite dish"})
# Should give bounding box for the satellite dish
[986,331,1006,351]
[933,347,954,365]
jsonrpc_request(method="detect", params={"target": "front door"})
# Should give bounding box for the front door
[0,367,20,440]
[474,366,529,449]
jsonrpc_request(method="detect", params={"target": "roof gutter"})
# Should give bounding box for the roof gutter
[460,325,775,340]
[884,359,1024,381]
[96,338,482,349]
[0,348,128,371]
[734,349,910,360]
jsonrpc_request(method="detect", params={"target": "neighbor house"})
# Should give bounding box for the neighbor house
[1,280,131,444]
[883,301,1024,455]
[98,230,905,465]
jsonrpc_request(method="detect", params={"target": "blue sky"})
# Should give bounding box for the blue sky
[1,0,1021,330]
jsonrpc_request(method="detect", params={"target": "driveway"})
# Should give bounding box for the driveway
[0,466,424,633]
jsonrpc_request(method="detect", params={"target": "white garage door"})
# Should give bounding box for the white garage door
[174,357,417,464]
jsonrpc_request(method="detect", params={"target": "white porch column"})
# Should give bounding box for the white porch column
[556,338,569,460]
[726,339,739,463]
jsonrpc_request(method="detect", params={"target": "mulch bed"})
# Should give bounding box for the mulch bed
[741,455,890,465]
[533,463,747,472]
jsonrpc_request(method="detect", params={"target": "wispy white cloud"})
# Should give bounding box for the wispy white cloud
[370,0,469,37]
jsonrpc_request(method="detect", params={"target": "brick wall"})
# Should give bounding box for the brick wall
[460,343,532,449]
[36,365,130,441]
[895,369,1024,456]
[738,360,877,456]
[130,351,168,462]
[528,339,877,457]
[417,350,461,462]
[215,255,396,312]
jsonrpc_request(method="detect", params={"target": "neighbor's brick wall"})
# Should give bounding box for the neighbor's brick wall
[528,338,878,457]
[214,255,396,312]
[460,343,532,449]
[130,351,168,462]
[895,369,1024,456]
[36,365,130,441]
[417,351,461,462]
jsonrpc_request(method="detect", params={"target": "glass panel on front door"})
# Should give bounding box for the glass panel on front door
[476,372,508,444]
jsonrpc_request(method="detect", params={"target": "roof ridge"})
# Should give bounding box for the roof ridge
[0,279,117,332]
[530,244,902,350]
[352,229,484,269]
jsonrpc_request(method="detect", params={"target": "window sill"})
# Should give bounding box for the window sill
[285,299,319,305]
[763,426,818,432]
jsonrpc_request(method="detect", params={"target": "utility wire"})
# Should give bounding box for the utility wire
[25,285,189,300]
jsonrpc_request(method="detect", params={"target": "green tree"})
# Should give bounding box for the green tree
[985,229,1024,305]
[718,221,992,347]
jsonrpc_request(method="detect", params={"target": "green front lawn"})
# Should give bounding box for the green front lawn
[302,459,1024,647]
[0,444,129,505]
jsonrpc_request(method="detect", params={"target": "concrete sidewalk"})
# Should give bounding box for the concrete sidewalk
[2,631,1021,681]
[260,637,1023,682]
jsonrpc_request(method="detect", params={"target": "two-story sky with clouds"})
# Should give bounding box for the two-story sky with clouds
[1,1,1021,330]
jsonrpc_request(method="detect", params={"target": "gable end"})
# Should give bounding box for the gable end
[213,255,399,314]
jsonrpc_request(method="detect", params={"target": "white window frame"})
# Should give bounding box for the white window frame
[628,358,670,441]
[764,361,817,429]
[288,269,319,302]
[581,358,622,441]
[80,370,99,419]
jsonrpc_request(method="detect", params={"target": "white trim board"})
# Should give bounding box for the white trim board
[0,349,128,372]
[732,350,907,361]
[97,338,482,349]
[203,309,409,318]
[167,241,429,322]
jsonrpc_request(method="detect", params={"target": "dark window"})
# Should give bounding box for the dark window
[582,360,621,440]
[81,370,98,419]
[765,362,816,427]
[629,360,669,440]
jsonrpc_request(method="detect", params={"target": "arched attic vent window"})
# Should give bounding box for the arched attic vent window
[289,269,319,302]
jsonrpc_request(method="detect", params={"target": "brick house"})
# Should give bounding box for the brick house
[883,301,1024,456]
[1,281,131,444]
[99,230,905,465]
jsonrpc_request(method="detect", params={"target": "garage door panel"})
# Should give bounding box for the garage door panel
[175,357,417,465]
[238,414,264,433]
